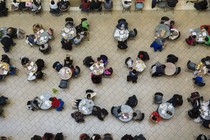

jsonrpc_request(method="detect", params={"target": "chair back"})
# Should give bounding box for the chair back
[154,92,163,104]
[58,79,68,89]
[104,0,113,9]
[187,60,196,71]
[174,67,181,75]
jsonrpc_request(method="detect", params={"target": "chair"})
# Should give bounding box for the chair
[132,110,145,121]
[1,54,10,64]
[91,74,102,84]
[100,54,108,66]
[53,61,63,72]
[85,89,97,99]
[83,56,95,67]
[103,67,113,77]
[166,0,178,13]
[150,39,163,52]
[193,76,205,87]
[195,134,208,140]
[187,60,196,71]
[58,79,69,89]
[154,92,163,104]
[0,96,8,106]
[129,28,138,38]
[8,65,17,75]
[174,67,181,75]
[122,0,132,13]
[103,133,113,140]
[35,59,45,71]
[166,54,178,64]
[134,0,144,12]
[125,57,133,68]
[111,106,121,118]
[104,0,113,14]
[156,0,167,11]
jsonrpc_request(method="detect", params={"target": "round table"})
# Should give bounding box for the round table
[135,59,146,72]
[200,101,210,120]
[164,62,176,76]
[38,93,52,110]
[58,67,72,80]
[61,27,77,41]
[158,102,175,119]
[0,62,9,75]
[113,28,129,42]
[118,105,133,122]
[36,29,51,45]
[155,24,170,39]
[78,99,95,115]
[25,61,38,75]
[89,62,105,75]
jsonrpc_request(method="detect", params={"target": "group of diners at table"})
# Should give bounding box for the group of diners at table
[125,51,149,83]
[151,54,181,77]
[27,91,64,111]
[187,56,210,87]
[150,16,180,52]
[20,56,45,81]
[114,18,138,49]
[80,0,113,12]
[187,92,210,129]
[11,0,42,14]
[150,93,183,123]
[49,0,70,16]
[25,23,54,54]
[83,54,113,84]
[185,25,210,47]
[0,54,17,80]
[0,26,25,52]
[71,89,109,123]
[61,17,89,51]
[53,55,80,89]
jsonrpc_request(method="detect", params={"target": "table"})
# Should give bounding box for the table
[200,101,210,120]
[135,59,146,72]
[158,102,175,119]
[58,67,72,80]
[78,98,95,115]
[118,105,133,122]
[155,24,170,39]
[38,93,52,110]
[164,62,176,76]
[190,28,208,43]
[89,62,105,75]
[36,29,51,45]
[113,28,129,42]
[0,62,9,75]
[25,61,38,75]
[61,27,77,41]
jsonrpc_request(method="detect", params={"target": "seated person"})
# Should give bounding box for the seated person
[150,111,161,123]
[133,110,144,121]
[1,35,16,52]
[58,0,70,11]
[193,76,205,87]
[64,55,73,67]
[32,23,44,33]
[12,0,20,9]
[6,27,17,38]
[81,18,89,31]
[72,32,86,45]
[49,97,64,111]
[0,0,8,17]
[116,19,128,30]
[150,38,164,52]
[39,43,51,54]
[200,25,210,35]
[80,0,91,11]
[20,56,30,66]
[90,0,102,11]
[61,39,73,50]
[50,0,61,15]
[127,69,138,83]
[42,133,54,140]
[151,63,165,77]
[26,34,38,46]
[185,35,196,46]
[204,36,210,46]
[31,0,42,12]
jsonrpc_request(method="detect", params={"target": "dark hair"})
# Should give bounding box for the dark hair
[152,116,157,121]
[192,35,196,38]
[49,97,53,101]
[132,69,137,74]
[133,112,137,117]
[97,57,102,61]
[204,26,209,31]
[51,0,55,4]
[86,94,91,99]
[205,37,209,41]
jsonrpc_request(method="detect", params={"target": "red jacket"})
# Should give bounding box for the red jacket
[150,111,161,123]
[81,0,90,10]
[51,97,60,108]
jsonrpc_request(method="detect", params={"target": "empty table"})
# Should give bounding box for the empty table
[58,67,72,80]
[38,93,52,110]
[158,102,175,119]
[78,98,95,115]
[164,62,176,76]
[118,105,133,122]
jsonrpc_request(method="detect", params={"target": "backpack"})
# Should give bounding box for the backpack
[125,95,138,108]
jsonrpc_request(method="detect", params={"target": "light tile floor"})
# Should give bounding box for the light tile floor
[0,10,210,140]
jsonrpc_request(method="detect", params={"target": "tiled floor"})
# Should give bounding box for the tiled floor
[0,10,210,140]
